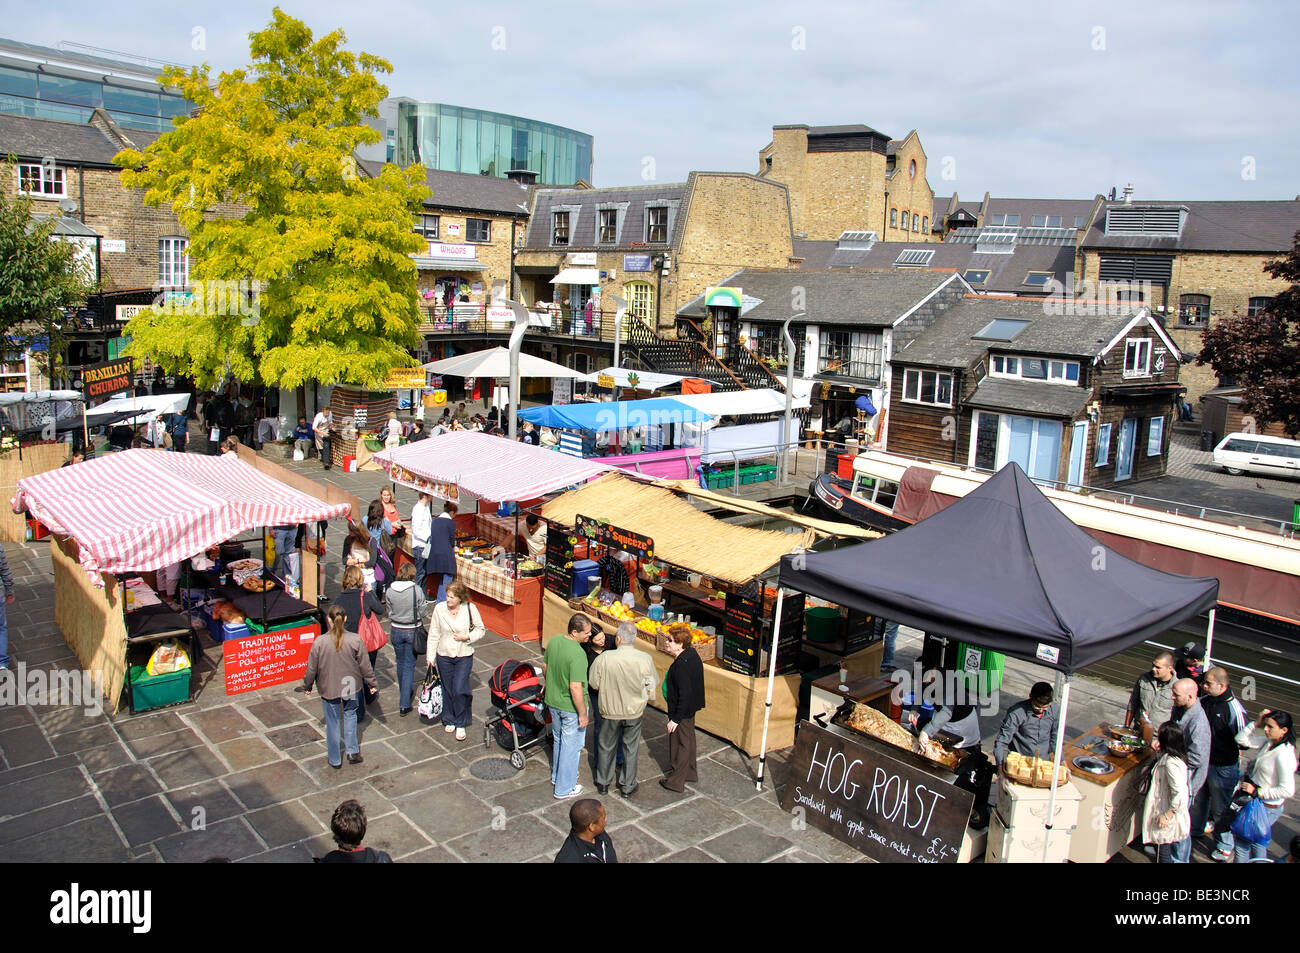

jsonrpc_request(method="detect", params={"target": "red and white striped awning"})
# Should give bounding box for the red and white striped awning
[12,449,352,579]
[373,430,614,502]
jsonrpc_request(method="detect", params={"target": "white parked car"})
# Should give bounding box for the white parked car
[1212,432,1300,479]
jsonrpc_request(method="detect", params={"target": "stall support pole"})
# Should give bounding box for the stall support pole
[755,588,785,792]
[1203,607,1217,668]
[1041,672,1072,864]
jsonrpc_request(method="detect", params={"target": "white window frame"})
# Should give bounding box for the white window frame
[646,206,668,243]
[158,237,189,288]
[17,163,66,197]
[901,368,954,407]
[1147,416,1164,456]
[597,208,618,244]
[890,208,898,228]
[552,210,570,246]
[1123,338,1152,378]
[1095,422,1112,466]
[414,214,439,238]
[990,354,1080,385]
[911,213,919,232]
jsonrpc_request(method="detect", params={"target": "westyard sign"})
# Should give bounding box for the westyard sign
[782,721,973,863]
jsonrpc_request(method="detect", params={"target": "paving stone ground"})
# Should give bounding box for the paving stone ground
[1,423,1295,862]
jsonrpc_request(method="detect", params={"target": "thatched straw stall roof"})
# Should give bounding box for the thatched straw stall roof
[540,474,822,584]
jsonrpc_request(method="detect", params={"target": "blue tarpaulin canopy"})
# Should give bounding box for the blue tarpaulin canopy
[517,397,714,432]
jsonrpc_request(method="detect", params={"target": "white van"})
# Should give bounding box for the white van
[1212,432,1300,479]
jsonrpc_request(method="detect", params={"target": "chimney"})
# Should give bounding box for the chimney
[506,169,539,186]
[1122,183,1134,203]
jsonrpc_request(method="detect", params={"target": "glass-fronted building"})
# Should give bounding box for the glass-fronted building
[377,99,592,186]
[0,37,192,132]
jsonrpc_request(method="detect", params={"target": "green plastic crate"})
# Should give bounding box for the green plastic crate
[247,616,316,635]
[705,471,735,489]
[128,664,191,712]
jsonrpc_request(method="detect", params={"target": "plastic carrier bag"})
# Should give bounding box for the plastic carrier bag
[146,639,191,676]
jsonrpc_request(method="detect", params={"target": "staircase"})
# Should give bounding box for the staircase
[623,319,748,391]
[676,317,789,392]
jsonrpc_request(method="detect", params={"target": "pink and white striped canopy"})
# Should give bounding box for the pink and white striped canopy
[12,449,352,578]
[373,430,613,502]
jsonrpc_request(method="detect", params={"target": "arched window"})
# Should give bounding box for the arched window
[623,281,654,323]
[889,208,898,228]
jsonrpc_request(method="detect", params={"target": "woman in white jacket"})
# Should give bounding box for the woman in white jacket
[1143,721,1191,863]
[429,581,484,741]
[1233,709,1297,863]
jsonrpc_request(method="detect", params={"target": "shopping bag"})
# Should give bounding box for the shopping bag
[1230,797,1271,845]
[417,664,443,720]
[358,607,388,652]
[1214,788,1255,836]
[293,448,305,461]
[210,427,220,442]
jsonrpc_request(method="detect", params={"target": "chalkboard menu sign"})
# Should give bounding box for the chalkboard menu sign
[720,591,763,675]
[781,721,973,864]
[774,591,805,675]
[845,610,882,654]
[544,527,574,598]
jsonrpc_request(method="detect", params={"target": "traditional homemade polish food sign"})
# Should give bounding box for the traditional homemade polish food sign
[223,622,320,695]
[782,721,973,863]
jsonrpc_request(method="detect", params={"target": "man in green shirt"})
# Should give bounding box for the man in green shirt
[544,613,592,798]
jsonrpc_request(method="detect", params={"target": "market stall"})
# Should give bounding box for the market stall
[373,431,614,641]
[537,473,880,755]
[11,449,352,713]
[776,463,1221,863]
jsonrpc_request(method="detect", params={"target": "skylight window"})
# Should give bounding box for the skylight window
[894,248,934,267]
[973,318,1030,341]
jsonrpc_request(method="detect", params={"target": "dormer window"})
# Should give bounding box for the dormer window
[646,206,668,243]
[1123,338,1152,378]
[553,211,570,246]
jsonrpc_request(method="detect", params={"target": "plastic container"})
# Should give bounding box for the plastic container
[621,591,635,608]
[648,584,663,603]
[128,664,191,712]
[647,603,665,622]
[805,606,842,643]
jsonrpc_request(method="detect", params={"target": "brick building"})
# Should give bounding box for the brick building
[756,123,936,243]
[1075,199,1300,411]
[513,172,795,374]
[889,296,1184,488]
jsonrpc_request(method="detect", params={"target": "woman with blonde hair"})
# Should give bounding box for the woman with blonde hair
[335,564,386,722]
[384,411,403,451]
[300,605,377,768]
[429,580,484,741]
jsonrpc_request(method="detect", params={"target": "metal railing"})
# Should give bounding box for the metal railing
[846,447,1300,537]
[417,302,634,344]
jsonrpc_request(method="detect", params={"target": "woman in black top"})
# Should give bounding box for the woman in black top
[661,624,706,793]
[335,564,385,721]
[583,624,615,761]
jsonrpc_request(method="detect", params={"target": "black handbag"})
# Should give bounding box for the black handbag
[410,587,429,655]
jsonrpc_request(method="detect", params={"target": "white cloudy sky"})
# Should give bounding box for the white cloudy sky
[11,0,1300,200]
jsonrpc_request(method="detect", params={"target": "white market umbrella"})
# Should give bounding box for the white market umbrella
[421,346,587,380]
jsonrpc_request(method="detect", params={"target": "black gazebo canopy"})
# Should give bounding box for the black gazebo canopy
[779,463,1219,674]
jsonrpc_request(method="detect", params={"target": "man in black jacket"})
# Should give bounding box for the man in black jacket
[1191,667,1248,861]
[553,799,617,863]
[660,625,706,793]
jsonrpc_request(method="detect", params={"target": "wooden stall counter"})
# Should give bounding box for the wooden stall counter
[808,673,893,727]
[1062,723,1156,864]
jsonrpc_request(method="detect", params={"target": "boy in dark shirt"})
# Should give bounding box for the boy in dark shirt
[317,800,393,863]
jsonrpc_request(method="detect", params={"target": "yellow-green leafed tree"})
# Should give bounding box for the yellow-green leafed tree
[113,7,429,392]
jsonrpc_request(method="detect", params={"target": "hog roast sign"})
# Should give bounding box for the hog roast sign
[782,721,973,863]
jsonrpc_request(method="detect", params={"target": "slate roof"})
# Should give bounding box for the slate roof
[894,296,1136,369]
[0,113,123,166]
[793,239,837,269]
[798,239,1074,296]
[965,378,1091,418]
[359,160,533,217]
[984,197,1098,226]
[804,123,890,137]
[1080,200,1300,252]
[522,181,689,251]
[676,269,960,327]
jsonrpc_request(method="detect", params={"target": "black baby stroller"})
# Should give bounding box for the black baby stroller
[484,659,551,770]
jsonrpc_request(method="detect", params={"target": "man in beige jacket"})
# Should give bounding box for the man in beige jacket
[588,622,658,798]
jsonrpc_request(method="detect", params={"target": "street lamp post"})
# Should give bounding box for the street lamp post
[781,314,804,484]
[501,298,530,440]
